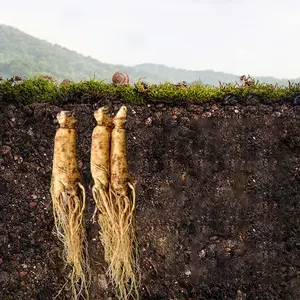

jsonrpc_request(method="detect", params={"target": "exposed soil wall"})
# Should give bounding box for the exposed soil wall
[1,100,300,299]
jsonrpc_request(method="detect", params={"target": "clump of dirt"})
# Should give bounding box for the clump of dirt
[0,100,300,299]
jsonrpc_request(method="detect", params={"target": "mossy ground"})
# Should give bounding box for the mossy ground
[1,75,300,107]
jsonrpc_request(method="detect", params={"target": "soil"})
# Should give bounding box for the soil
[0,99,300,300]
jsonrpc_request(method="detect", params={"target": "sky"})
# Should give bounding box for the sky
[1,0,300,78]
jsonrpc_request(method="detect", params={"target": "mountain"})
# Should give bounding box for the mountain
[0,24,299,85]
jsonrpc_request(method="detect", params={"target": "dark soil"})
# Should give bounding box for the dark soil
[1,100,300,300]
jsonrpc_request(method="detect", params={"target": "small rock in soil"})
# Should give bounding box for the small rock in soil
[198,249,206,258]
[19,271,27,279]
[27,128,34,137]
[188,105,204,114]
[211,104,218,111]
[202,112,212,118]
[14,154,23,163]
[78,160,83,168]
[0,145,11,155]
[292,94,300,105]
[29,202,37,208]
[145,117,152,125]
[236,289,246,300]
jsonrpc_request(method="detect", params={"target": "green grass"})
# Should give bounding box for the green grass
[1,75,300,106]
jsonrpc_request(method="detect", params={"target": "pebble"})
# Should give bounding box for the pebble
[0,145,11,155]
[234,109,239,114]
[19,271,27,279]
[292,95,300,105]
[184,270,191,276]
[171,115,177,120]
[198,249,206,258]
[145,117,152,125]
[211,104,218,111]
[78,160,83,168]
[180,172,186,181]
[14,155,23,163]
[29,202,37,208]
[236,290,245,300]
[202,112,212,118]
[180,117,190,124]
[192,114,201,120]
[27,128,34,137]
[157,104,164,108]
[188,105,204,114]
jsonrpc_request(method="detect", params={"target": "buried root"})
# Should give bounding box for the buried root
[93,182,139,299]
[52,183,90,299]
[51,110,90,299]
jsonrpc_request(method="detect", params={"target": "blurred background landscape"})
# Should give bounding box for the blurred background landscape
[1,24,299,86]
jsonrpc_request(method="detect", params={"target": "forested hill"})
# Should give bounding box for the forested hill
[0,24,299,85]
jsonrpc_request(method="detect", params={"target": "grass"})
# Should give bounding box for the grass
[1,75,300,106]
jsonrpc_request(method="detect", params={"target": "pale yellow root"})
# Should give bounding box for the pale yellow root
[90,107,111,191]
[90,107,115,262]
[106,184,139,300]
[92,184,138,300]
[91,106,139,299]
[109,106,139,299]
[50,111,89,300]
[111,106,129,197]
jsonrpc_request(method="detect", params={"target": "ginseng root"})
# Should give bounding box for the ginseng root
[50,111,89,300]
[110,106,139,299]
[91,106,139,299]
[90,108,114,262]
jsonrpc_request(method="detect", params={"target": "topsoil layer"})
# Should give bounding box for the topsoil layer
[0,100,300,300]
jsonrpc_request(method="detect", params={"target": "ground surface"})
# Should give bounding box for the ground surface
[0,100,300,300]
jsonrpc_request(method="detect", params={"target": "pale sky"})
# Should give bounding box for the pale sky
[1,0,300,78]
